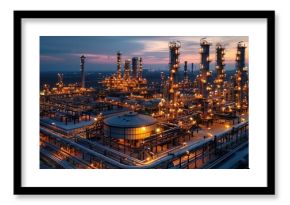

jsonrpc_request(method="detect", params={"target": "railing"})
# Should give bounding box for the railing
[40,149,75,169]
[40,121,248,169]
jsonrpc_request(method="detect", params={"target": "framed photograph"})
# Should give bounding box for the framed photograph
[14,10,275,195]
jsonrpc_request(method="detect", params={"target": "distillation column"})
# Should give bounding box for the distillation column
[160,72,166,98]
[199,38,212,99]
[168,41,181,103]
[132,57,139,79]
[138,57,143,80]
[80,55,86,88]
[214,43,226,110]
[184,61,188,83]
[168,41,181,118]
[234,41,248,112]
[198,38,212,116]
[124,59,131,80]
[116,51,122,79]
[191,63,194,73]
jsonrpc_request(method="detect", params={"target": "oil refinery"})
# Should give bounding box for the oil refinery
[40,37,249,169]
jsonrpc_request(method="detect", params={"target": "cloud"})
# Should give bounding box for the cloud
[40,55,64,62]
[40,36,249,70]
[70,53,139,65]
[135,40,169,53]
[142,55,168,64]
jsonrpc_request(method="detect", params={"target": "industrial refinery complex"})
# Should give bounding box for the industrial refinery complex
[40,37,249,169]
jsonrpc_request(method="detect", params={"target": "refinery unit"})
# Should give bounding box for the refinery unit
[102,52,147,95]
[40,38,249,169]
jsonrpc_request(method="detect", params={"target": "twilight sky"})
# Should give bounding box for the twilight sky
[40,36,248,72]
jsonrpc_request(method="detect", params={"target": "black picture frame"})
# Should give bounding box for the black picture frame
[14,10,275,195]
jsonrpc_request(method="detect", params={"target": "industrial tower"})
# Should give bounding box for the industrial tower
[214,43,226,94]
[199,38,212,99]
[138,57,143,80]
[184,61,188,83]
[116,51,122,79]
[80,55,86,88]
[124,59,131,80]
[57,73,63,85]
[168,41,181,103]
[56,73,64,91]
[160,72,166,98]
[167,41,181,119]
[191,63,194,73]
[132,57,140,79]
[234,41,248,111]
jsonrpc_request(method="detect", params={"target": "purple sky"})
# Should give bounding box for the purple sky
[40,36,248,72]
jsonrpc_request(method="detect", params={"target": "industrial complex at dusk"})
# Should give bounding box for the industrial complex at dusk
[40,37,249,169]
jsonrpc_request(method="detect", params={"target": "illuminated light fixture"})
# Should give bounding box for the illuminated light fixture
[206,116,212,120]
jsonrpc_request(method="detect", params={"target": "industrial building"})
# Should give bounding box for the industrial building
[40,37,249,169]
[102,52,147,95]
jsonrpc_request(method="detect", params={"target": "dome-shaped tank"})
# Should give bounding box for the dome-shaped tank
[103,112,157,140]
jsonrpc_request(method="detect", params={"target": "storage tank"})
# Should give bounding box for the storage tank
[103,112,157,140]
